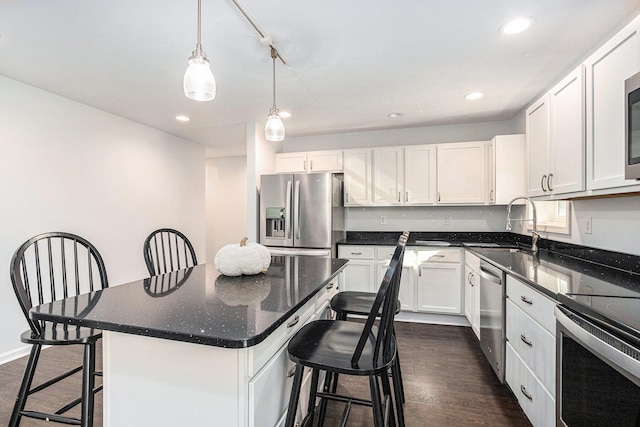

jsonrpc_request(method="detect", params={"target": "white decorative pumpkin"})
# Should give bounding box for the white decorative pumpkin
[214,237,271,276]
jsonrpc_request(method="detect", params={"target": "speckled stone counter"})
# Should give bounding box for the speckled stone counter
[31,255,348,348]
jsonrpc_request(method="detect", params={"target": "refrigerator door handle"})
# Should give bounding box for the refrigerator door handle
[294,180,301,240]
[286,180,292,239]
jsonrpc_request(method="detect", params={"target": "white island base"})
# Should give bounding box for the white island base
[102,283,336,427]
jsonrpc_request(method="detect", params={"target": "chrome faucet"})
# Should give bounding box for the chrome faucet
[506,196,539,254]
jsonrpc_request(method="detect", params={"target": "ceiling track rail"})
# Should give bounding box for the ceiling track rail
[229,0,287,65]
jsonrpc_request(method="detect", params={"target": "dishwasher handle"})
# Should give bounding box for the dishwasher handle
[479,265,503,285]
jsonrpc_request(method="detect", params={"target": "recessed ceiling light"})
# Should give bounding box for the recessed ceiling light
[500,17,534,35]
[279,111,292,119]
[176,115,190,122]
[465,92,484,101]
[387,112,403,119]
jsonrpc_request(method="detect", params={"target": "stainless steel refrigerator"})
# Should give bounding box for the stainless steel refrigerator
[260,172,344,257]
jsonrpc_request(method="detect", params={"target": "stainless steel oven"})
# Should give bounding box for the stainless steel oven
[556,304,640,426]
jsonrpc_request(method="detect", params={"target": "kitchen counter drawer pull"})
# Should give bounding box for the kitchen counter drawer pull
[326,283,334,289]
[520,334,533,347]
[287,315,300,328]
[520,385,533,400]
[520,295,533,305]
[287,367,296,378]
[350,252,362,255]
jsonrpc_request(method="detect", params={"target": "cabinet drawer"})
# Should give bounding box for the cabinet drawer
[506,343,555,427]
[506,276,556,335]
[248,298,316,376]
[506,299,556,396]
[375,246,397,260]
[338,245,375,259]
[315,280,339,311]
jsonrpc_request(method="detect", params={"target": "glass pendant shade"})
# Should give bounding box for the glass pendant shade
[265,109,285,141]
[184,54,216,101]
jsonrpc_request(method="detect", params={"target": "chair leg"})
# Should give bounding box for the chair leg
[391,361,405,427]
[80,341,96,427]
[9,344,42,427]
[317,370,333,427]
[305,369,320,424]
[394,349,406,404]
[369,375,384,427]
[285,365,305,427]
[380,369,396,427]
[330,373,340,393]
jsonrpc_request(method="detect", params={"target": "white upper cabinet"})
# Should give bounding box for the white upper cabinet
[343,148,373,206]
[373,147,404,205]
[525,95,552,197]
[274,152,308,173]
[307,150,343,172]
[526,67,585,198]
[585,18,640,191]
[437,141,488,204]
[274,150,343,173]
[488,134,526,204]
[372,145,437,206]
[404,145,437,205]
[549,66,585,195]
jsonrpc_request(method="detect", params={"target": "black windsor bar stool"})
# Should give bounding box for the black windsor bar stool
[328,231,409,403]
[9,232,108,427]
[143,228,197,276]
[284,233,408,427]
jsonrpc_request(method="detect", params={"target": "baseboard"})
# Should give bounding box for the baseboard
[0,345,31,365]
[395,312,471,327]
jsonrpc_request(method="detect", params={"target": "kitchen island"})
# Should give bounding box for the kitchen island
[31,255,347,427]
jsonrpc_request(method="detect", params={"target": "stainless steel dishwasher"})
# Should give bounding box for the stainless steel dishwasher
[479,260,506,383]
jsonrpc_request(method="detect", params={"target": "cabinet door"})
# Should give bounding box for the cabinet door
[404,145,437,204]
[373,147,403,205]
[525,95,551,197]
[341,259,375,292]
[550,66,585,194]
[464,265,473,323]
[464,264,481,338]
[376,260,415,311]
[307,150,343,172]
[436,142,488,204]
[416,262,462,314]
[275,153,308,173]
[343,149,373,206]
[585,20,640,190]
[492,135,526,204]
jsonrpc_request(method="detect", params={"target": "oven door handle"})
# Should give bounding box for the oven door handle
[555,306,640,381]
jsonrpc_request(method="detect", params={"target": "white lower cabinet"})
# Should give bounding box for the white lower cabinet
[375,246,415,310]
[338,246,375,292]
[464,251,481,339]
[505,276,556,427]
[506,343,555,427]
[416,249,462,314]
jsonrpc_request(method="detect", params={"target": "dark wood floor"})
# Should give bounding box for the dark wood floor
[0,323,531,426]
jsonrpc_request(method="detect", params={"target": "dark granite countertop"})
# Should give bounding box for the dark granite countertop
[338,231,530,247]
[30,256,348,348]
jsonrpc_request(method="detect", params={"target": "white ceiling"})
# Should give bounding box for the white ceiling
[1,0,640,154]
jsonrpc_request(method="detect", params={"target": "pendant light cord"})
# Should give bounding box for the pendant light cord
[196,0,203,53]
[271,47,277,109]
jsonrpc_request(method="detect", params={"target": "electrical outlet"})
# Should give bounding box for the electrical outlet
[380,215,387,225]
[584,216,592,234]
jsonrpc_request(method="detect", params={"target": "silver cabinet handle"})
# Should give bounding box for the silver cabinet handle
[309,160,313,171]
[541,174,548,192]
[520,334,533,347]
[438,192,441,202]
[520,295,533,305]
[490,189,494,202]
[398,191,401,202]
[520,385,533,400]
[405,191,408,202]
[351,252,362,255]
[548,173,554,191]
[345,191,349,203]
[467,272,472,284]
[287,315,300,328]
[287,367,295,378]
[326,283,334,289]
[304,160,307,171]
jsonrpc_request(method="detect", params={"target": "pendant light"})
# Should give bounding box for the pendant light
[265,47,285,141]
[183,0,216,101]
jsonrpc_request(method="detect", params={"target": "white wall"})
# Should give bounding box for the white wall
[0,76,206,362]
[206,156,247,261]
